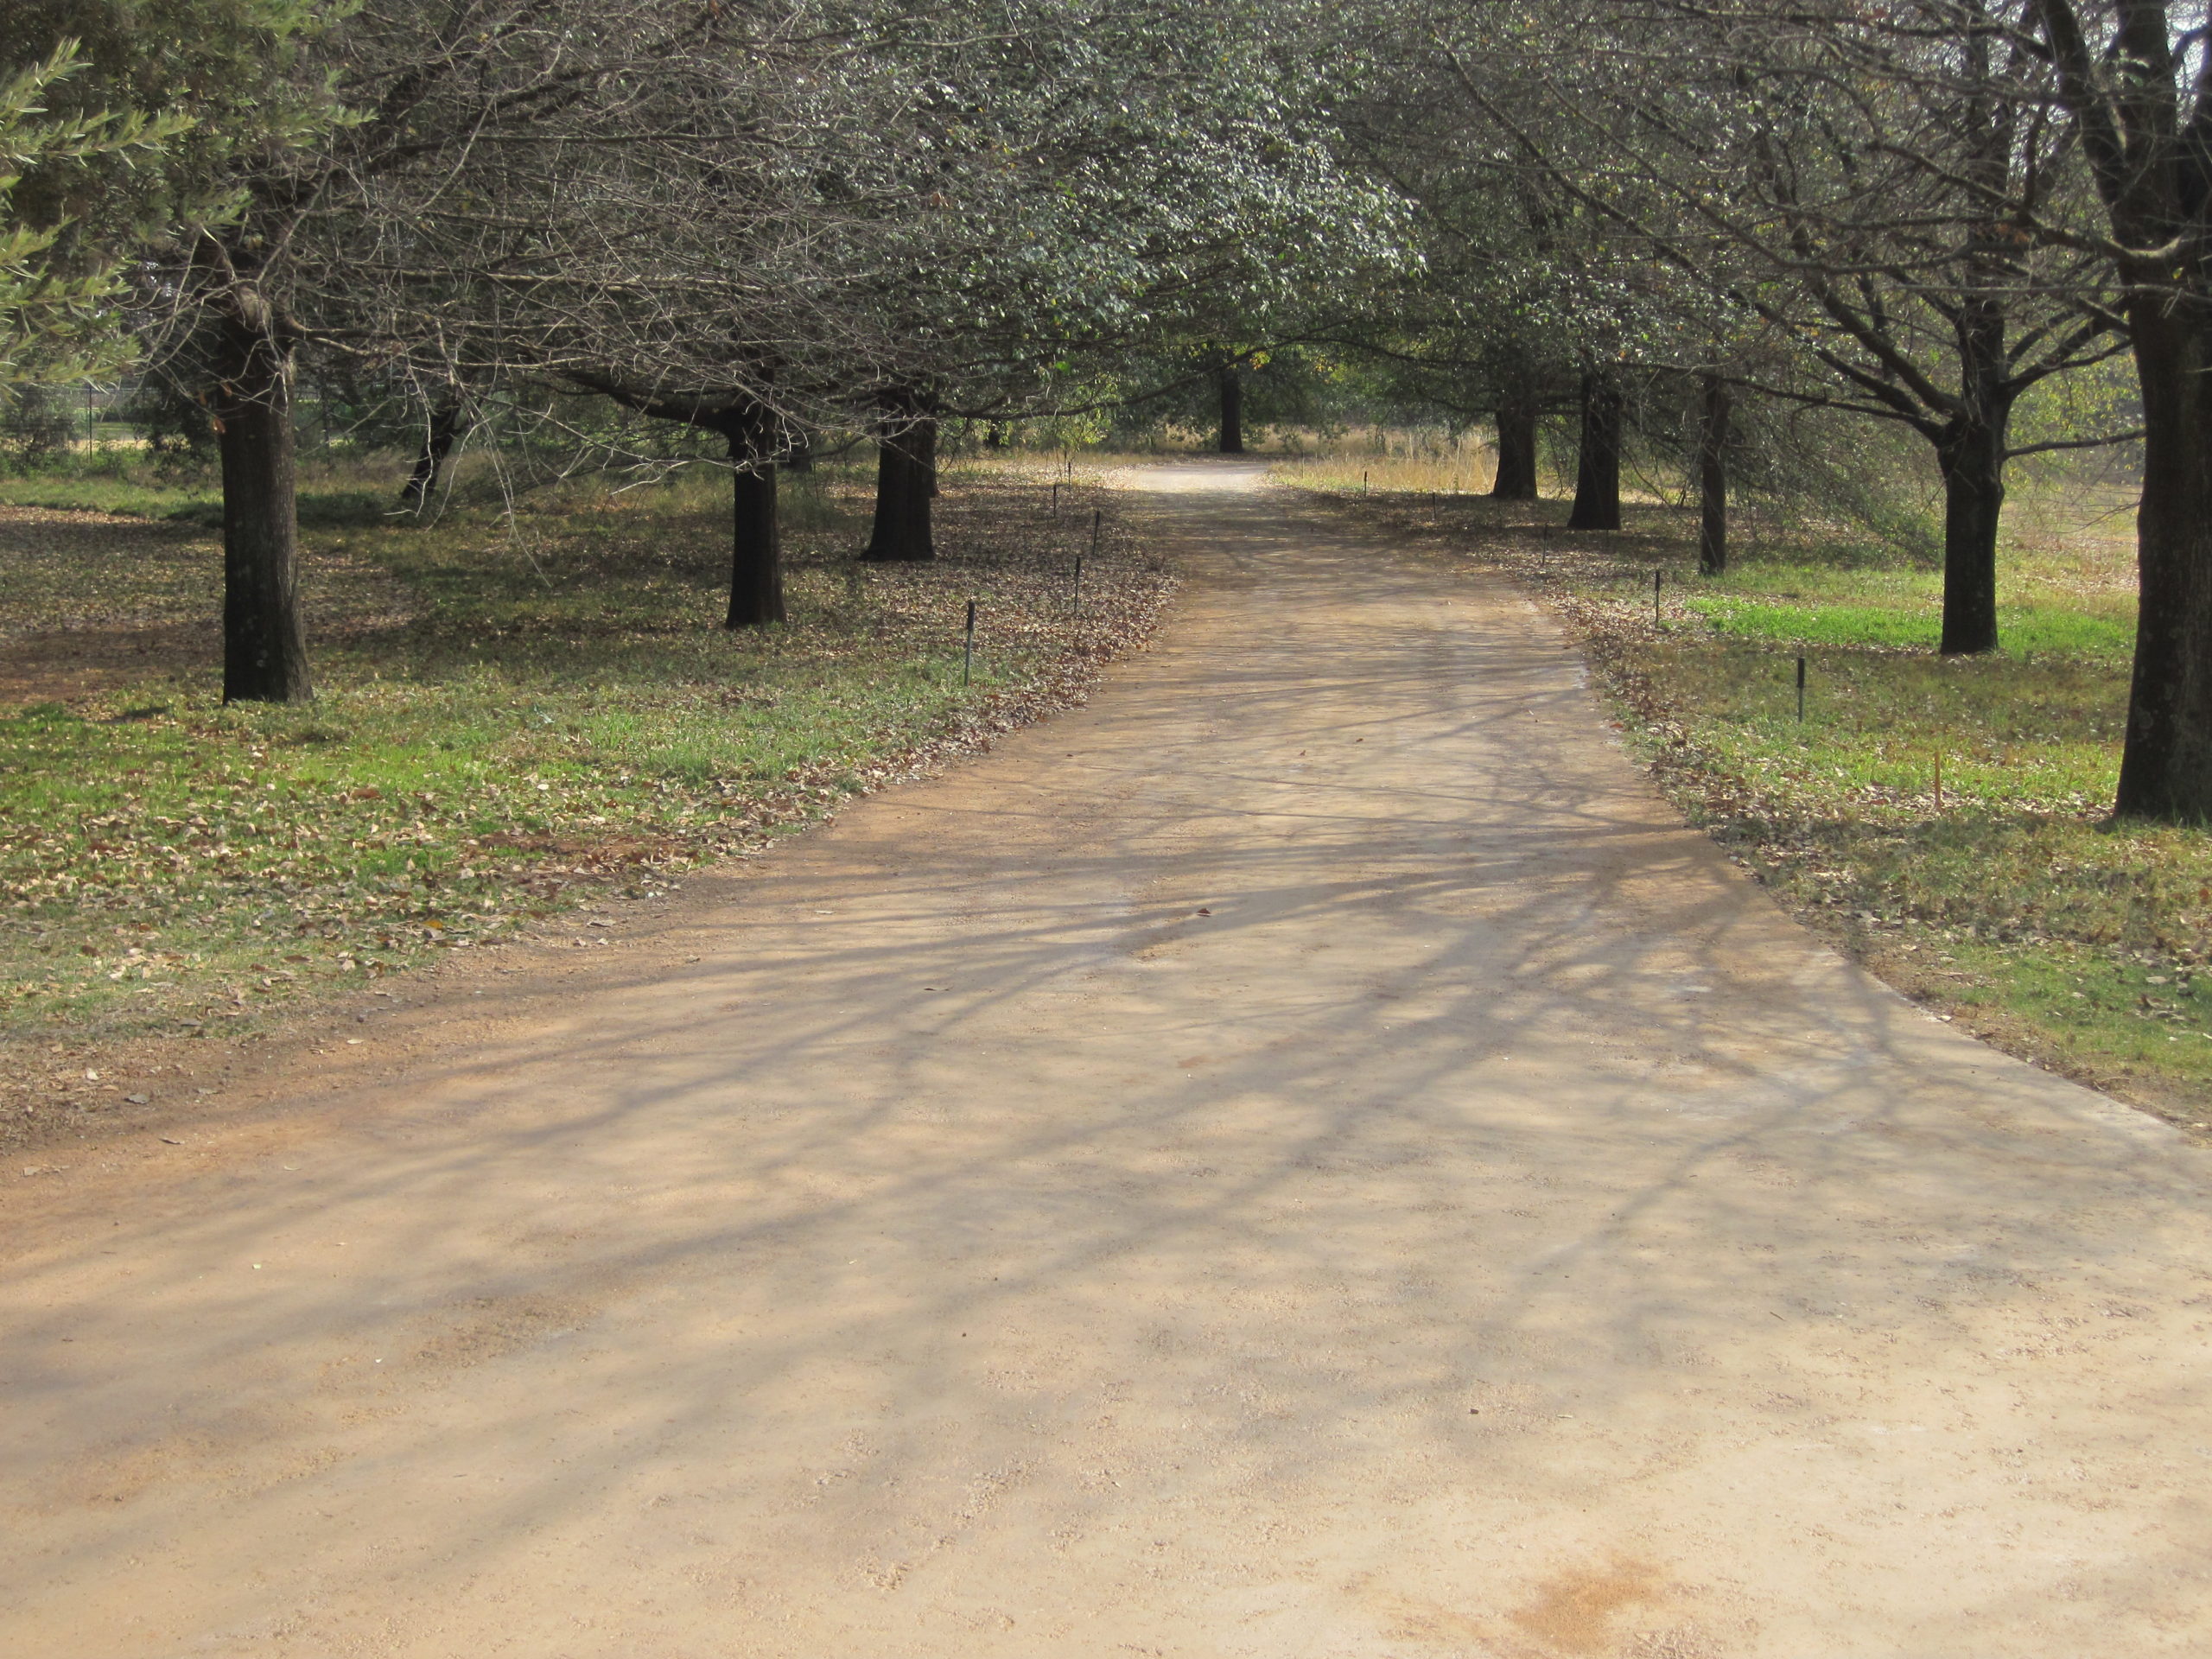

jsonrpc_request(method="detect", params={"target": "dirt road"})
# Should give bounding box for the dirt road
[5,464,2209,1657]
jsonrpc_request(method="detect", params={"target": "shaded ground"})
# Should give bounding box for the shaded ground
[2,465,2208,1656]
[0,506,219,701]
[0,471,1168,1142]
[1286,480,2212,1127]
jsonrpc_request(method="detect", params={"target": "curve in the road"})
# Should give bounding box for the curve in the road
[3,463,2208,1657]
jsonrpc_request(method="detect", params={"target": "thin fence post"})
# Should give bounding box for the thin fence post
[963,599,976,687]
[1796,655,1806,722]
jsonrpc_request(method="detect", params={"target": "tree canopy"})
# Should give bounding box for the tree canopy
[6,0,2209,820]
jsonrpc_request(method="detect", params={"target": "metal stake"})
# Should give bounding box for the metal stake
[1796,655,1806,722]
[963,599,976,687]
[1653,568,1663,627]
[1051,480,1059,520]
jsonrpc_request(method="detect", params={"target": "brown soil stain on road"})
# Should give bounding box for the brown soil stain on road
[3,463,2209,1656]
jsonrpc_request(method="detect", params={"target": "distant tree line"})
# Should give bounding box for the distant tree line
[3,0,1398,694]
[1313,0,2206,823]
[4,0,2209,823]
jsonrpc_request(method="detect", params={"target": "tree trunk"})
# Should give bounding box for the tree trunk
[1490,402,1538,499]
[2028,0,2212,821]
[1696,374,1730,575]
[2114,290,2212,819]
[864,410,935,562]
[1218,364,1244,454]
[212,314,311,703]
[1931,296,2013,656]
[1567,372,1624,531]
[725,428,785,628]
[398,404,461,512]
[983,421,1006,449]
[1934,424,2006,657]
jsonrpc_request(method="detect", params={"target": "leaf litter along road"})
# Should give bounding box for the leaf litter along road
[3,463,2210,1657]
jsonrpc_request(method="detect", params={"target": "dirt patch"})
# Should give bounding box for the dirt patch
[0,624,213,709]
[0,506,221,704]
[1510,1558,1664,1655]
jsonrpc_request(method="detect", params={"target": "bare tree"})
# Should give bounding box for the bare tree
[1429,0,2127,652]
[125,1,794,698]
[2027,0,2212,818]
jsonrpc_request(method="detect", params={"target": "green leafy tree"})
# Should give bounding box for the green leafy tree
[821,0,1410,542]
[0,39,194,388]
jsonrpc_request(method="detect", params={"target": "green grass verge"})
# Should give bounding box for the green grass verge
[1683,595,2136,657]
[1,455,1166,1071]
[1296,474,2212,1123]
[0,473,219,520]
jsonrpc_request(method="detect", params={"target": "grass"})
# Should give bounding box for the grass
[1284,463,2212,1127]
[0,449,1169,1135]
[0,461,220,521]
[1267,432,1501,497]
[1683,594,2136,655]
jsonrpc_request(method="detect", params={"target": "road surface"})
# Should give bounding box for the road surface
[3,463,2209,1656]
